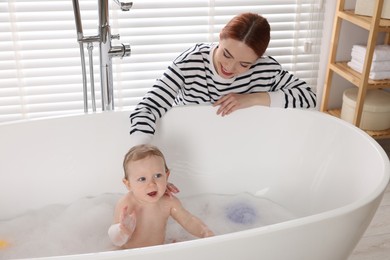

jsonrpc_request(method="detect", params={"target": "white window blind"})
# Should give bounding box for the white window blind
[0,0,325,123]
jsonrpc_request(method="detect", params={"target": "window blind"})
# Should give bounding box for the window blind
[0,0,325,123]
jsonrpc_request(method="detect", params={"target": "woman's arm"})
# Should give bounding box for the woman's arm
[129,63,183,140]
[129,43,211,142]
[267,58,317,109]
[212,57,316,116]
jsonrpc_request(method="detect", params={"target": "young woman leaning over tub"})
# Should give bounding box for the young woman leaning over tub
[129,12,317,145]
[108,144,214,249]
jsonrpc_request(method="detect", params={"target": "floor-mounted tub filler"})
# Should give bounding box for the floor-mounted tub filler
[0,106,389,260]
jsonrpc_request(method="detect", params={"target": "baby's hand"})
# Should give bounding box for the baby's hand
[202,229,215,238]
[119,206,136,236]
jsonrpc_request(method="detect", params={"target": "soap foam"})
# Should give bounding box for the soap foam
[0,193,296,259]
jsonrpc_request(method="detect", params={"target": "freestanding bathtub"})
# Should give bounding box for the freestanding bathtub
[0,106,389,260]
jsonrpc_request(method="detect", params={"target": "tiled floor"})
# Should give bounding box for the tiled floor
[348,139,390,260]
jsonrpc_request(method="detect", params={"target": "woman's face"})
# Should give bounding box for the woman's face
[213,38,258,79]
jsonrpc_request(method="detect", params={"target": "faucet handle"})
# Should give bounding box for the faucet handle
[109,43,131,59]
[111,34,120,40]
[113,0,133,11]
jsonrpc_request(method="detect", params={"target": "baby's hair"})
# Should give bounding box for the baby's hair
[123,144,169,179]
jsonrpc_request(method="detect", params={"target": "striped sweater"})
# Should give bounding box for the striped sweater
[130,43,316,137]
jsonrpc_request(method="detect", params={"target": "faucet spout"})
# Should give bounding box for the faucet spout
[114,0,133,11]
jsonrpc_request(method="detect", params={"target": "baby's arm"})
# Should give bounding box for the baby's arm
[108,205,136,247]
[170,197,214,238]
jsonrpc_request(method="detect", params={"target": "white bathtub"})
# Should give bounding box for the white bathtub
[0,106,389,260]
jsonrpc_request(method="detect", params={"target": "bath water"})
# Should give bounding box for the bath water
[0,193,296,259]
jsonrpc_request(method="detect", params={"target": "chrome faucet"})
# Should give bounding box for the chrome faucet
[72,0,132,112]
[114,0,133,11]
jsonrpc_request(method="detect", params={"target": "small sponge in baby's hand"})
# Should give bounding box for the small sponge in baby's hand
[0,240,10,249]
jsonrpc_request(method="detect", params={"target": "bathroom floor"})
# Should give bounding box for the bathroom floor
[348,138,390,260]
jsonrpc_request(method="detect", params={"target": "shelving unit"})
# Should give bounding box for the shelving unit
[320,0,390,139]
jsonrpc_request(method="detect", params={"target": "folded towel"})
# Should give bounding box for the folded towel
[352,44,390,61]
[348,61,390,80]
[351,49,390,66]
[350,50,365,61]
[350,56,390,72]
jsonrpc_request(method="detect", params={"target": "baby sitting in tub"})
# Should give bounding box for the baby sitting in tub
[108,144,214,249]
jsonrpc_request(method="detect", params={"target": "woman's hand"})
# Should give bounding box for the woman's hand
[165,182,180,197]
[213,92,270,116]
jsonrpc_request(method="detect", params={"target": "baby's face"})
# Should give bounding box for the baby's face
[125,155,168,203]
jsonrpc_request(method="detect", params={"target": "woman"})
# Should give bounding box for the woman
[130,12,316,143]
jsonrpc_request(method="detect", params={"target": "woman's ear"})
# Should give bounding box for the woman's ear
[166,170,170,179]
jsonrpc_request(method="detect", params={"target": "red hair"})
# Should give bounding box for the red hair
[220,13,270,57]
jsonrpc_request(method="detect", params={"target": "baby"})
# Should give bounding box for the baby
[108,144,214,249]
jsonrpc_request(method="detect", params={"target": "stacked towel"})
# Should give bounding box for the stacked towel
[347,44,390,80]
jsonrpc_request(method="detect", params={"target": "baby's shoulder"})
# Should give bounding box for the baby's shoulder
[161,194,182,208]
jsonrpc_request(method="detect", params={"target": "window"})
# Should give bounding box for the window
[0,0,325,123]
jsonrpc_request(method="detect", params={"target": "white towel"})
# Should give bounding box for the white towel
[348,61,390,80]
[350,56,390,72]
[352,44,390,61]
